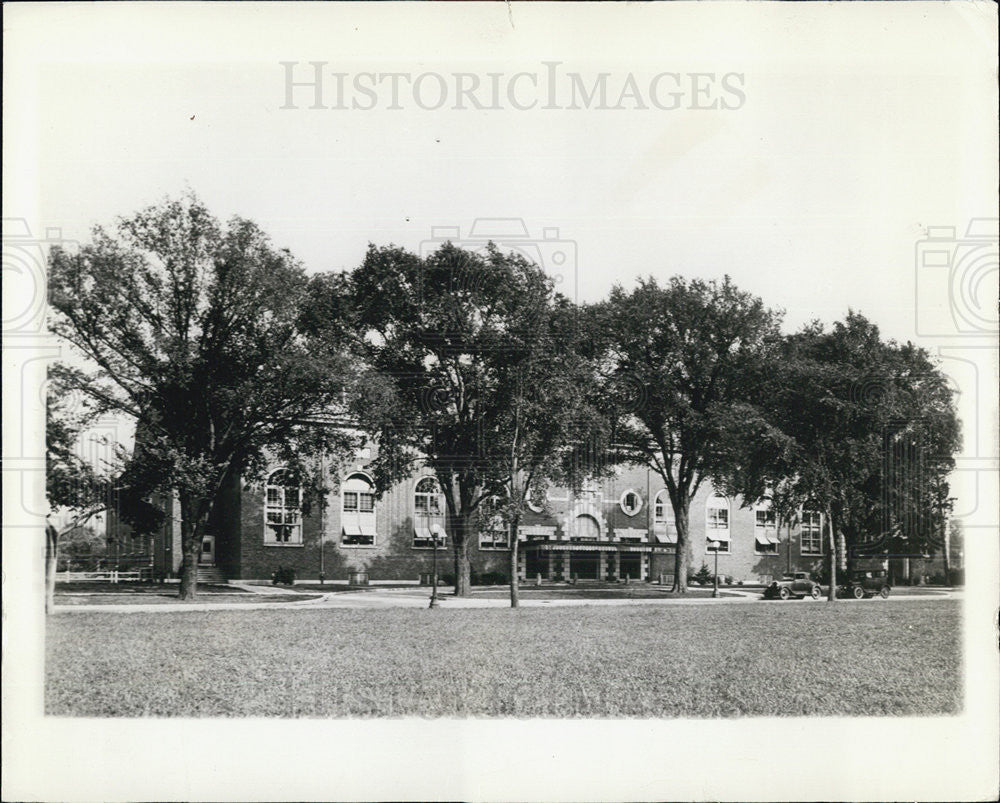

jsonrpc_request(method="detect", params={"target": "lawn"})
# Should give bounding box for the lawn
[45,599,961,718]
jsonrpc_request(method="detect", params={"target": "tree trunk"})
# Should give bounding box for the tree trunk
[450,509,473,597]
[509,513,521,608]
[45,523,59,615]
[826,507,838,602]
[942,522,951,576]
[671,495,691,593]
[178,493,201,600]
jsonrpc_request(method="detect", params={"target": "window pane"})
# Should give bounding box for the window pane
[359,493,375,512]
[344,492,358,511]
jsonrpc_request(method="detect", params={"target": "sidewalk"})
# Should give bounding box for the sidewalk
[53,584,960,613]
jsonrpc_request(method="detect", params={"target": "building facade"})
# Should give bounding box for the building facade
[119,443,849,585]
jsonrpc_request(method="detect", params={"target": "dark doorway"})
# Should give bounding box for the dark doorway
[620,553,641,581]
[525,550,550,581]
[570,551,599,580]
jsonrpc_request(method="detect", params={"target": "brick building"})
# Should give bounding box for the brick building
[116,442,849,585]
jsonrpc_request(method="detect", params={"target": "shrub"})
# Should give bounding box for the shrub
[271,566,296,586]
[692,563,713,586]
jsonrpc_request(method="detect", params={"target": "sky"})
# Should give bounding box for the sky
[5,2,994,343]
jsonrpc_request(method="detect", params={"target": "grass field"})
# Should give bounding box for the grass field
[45,599,961,718]
[54,583,320,605]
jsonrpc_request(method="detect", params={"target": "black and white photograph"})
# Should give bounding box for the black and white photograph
[2,2,997,801]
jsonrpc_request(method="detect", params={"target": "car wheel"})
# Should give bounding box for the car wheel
[811,586,821,600]
[852,586,865,600]
[778,586,790,601]
[879,586,890,599]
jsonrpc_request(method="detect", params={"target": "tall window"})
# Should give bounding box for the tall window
[706,494,731,554]
[479,495,509,550]
[800,509,824,555]
[342,473,376,546]
[754,505,779,555]
[652,490,678,549]
[414,476,446,548]
[264,469,302,545]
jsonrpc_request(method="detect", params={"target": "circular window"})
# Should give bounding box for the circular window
[619,489,643,517]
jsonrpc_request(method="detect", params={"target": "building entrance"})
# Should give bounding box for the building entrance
[570,551,600,580]
[619,553,641,581]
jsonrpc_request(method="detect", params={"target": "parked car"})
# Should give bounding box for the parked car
[763,572,822,600]
[841,569,891,599]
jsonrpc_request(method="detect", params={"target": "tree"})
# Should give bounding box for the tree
[48,194,355,599]
[318,241,600,597]
[487,298,609,607]
[592,276,782,593]
[720,313,960,600]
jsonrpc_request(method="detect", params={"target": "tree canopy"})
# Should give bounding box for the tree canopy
[48,193,355,598]
[309,241,606,596]
[591,275,783,592]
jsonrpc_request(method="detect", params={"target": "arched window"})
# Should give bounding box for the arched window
[342,473,376,547]
[652,490,678,547]
[413,476,446,548]
[800,509,824,555]
[706,494,730,554]
[754,503,779,555]
[264,468,302,545]
[619,488,643,517]
[572,513,601,541]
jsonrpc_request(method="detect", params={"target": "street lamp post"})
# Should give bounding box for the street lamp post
[710,540,720,598]
[429,524,443,609]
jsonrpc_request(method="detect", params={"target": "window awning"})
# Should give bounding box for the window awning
[359,518,376,537]
[653,525,678,544]
[523,542,671,553]
[756,532,780,545]
[343,522,363,537]
[414,526,431,541]
[707,532,731,543]
[519,525,557,538]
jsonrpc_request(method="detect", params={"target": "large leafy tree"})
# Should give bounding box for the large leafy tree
[48,194,354,599]
[312,241,601,597]
[719,313,960,599]
[592,276,782,593]
[485,297,609,607]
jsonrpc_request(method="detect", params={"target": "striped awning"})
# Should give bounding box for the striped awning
[523,542,671,553]
[614,527,648,541]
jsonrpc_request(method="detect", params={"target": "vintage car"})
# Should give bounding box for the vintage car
[763,572,822,600]
[841,569,891,599]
